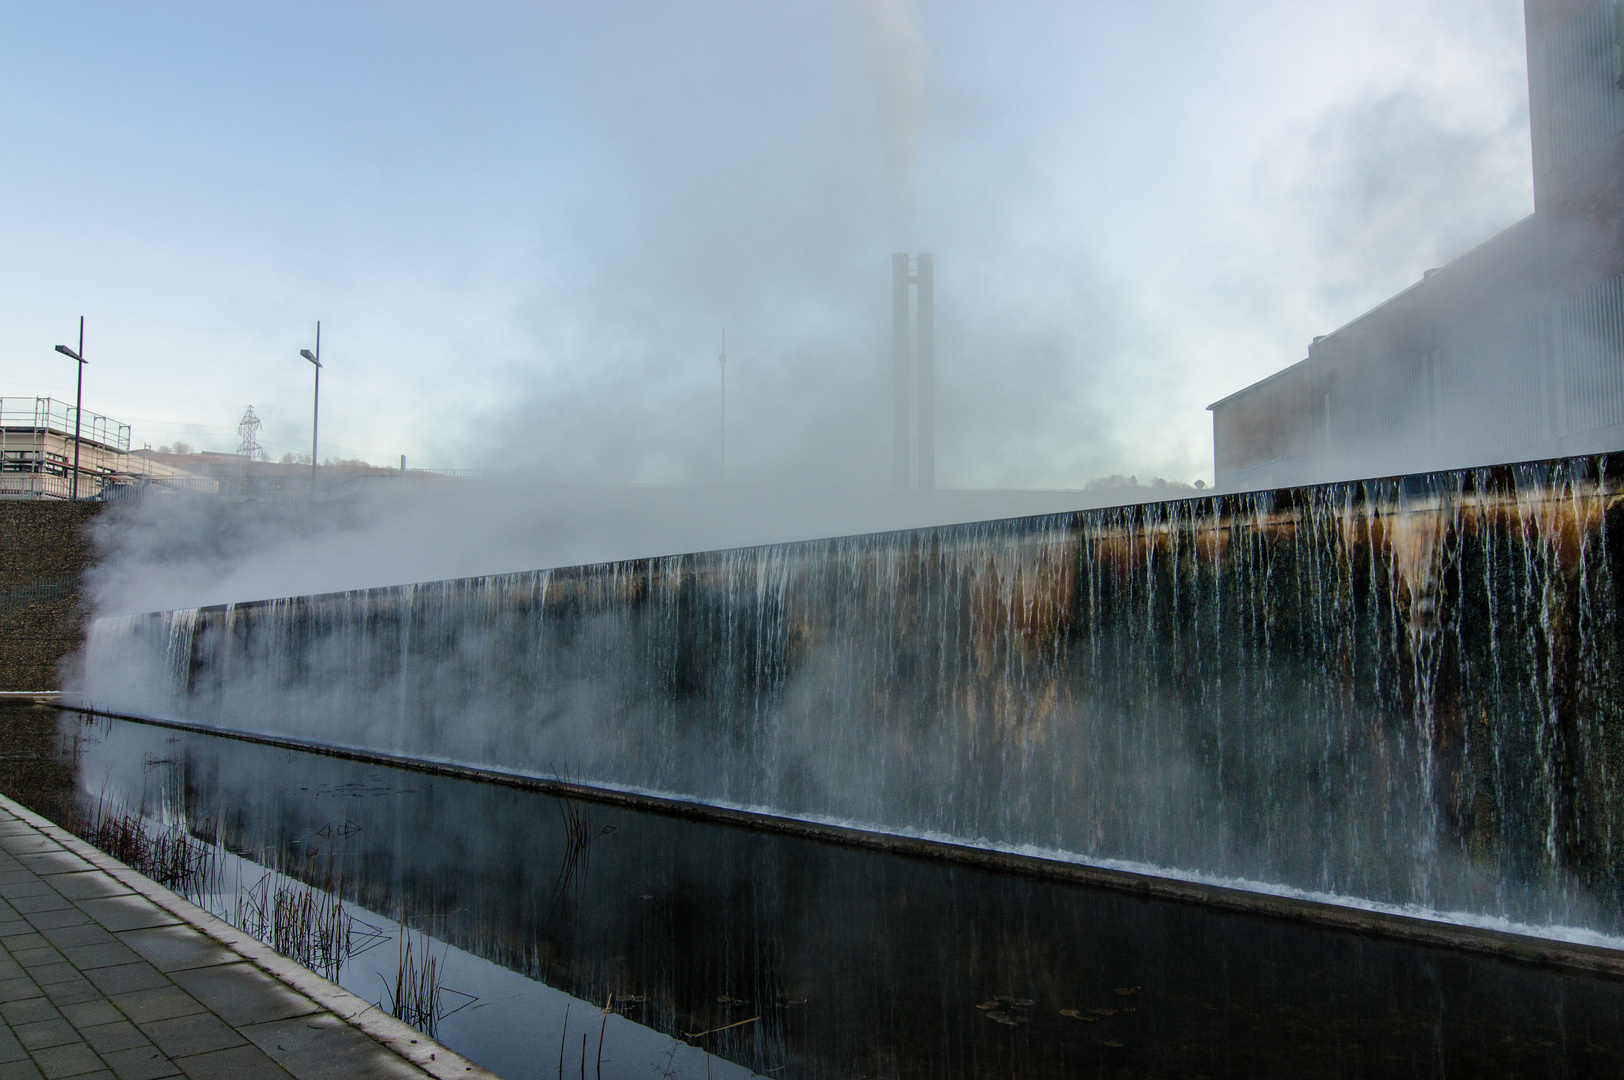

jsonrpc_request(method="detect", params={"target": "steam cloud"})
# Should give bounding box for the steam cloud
[85,480,1198,617]
[0,4,1532,499]
[849,0,931,230]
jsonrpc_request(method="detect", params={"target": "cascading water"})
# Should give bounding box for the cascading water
[82,454,1624,939]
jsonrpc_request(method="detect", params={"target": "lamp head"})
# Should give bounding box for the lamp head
[55,345,84,363]
[300,349,319,365]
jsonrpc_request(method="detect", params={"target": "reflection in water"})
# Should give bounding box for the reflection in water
[4,702,1624,1078]
[0,702,745,1080]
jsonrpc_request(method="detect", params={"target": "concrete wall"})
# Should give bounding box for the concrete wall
[0,501,106,691]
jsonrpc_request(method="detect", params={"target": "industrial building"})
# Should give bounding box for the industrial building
[0,397,132,500]
[1210,0,1624,489]
[0,397,220,500]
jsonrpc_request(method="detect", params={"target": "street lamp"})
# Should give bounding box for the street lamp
[299,321,320,496]
[54,317,87,502]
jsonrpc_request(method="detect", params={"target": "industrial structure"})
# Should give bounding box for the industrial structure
[0,398,131,500]
[1209,0,1624,489]
[893,252,935,490]
[0,398,223,500]
[236,405,267,461]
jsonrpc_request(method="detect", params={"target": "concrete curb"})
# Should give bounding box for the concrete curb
[0,791,503,1080]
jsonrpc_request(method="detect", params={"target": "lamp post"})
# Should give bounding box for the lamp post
[299,322,321,496]
[54,318,87,502]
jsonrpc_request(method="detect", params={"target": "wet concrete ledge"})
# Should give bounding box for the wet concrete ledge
[60,704,1624,984]
[0,787,501,1080]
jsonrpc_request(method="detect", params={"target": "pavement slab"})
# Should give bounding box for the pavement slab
[0,797,498,1080]
[39,984,98,1009]
[113,933,231,978]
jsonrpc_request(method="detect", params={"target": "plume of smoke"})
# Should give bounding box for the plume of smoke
[849,0,930,230]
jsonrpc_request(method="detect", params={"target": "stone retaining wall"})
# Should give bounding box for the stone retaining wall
[0,501,107,691]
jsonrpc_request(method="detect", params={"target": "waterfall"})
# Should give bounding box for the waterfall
[82,454,1624,936]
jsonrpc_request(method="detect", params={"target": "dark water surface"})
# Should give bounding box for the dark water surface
[1,702,1622,1079]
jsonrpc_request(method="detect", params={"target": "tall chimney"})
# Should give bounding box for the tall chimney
[893,252,911,489]
[915,253,934,491]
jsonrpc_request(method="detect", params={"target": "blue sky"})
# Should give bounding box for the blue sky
[1,1,1532,486]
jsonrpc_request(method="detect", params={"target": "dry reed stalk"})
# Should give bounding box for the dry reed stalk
[557,1002,570,1078]
[383,926,447,1038]
[596,993,613,1078]
[71,796,215,900]
[226,829,377,983]
[548,793,616,911]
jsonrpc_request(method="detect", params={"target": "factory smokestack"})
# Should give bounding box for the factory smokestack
[893,252,911,489]
[891,252,935,490]
[916,253,934,491]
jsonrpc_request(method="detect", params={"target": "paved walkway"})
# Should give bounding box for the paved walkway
[0,795,498,1080]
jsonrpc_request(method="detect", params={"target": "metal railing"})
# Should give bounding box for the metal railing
[0,472,110,501]
[0,397,130,453]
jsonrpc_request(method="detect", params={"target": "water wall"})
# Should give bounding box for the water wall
[82,454,1624,938]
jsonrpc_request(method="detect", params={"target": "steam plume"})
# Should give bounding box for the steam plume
[849,0,930,228]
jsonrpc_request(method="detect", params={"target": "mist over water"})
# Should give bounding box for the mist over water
[85,480,1205,616]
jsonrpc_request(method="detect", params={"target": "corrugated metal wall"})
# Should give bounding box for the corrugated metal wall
[1326,349,1425,450]
[1302,273,1624,481]
[1532,0,1624,173]
[1213,3,1624,488]
[1559,272,1624,433]
[1438,307,1547,457]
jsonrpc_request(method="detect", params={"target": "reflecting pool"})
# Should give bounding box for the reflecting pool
[2,701,1622,1079]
